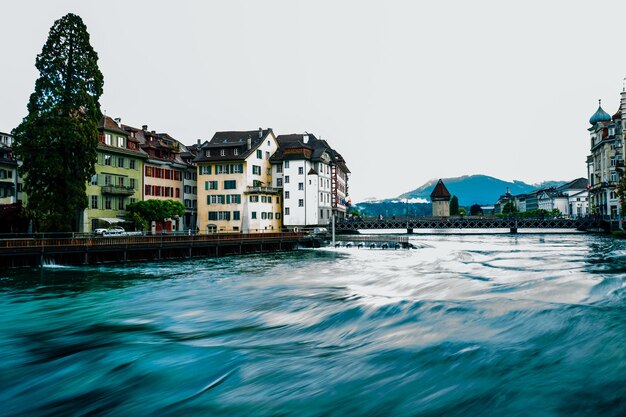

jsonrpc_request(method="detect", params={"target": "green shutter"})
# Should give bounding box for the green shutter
[207,195,210,205]
[205,181,208,190]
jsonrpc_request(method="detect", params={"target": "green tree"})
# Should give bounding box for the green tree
[450,195,459,215]
[126,199,186,230]
[470,204,483,216]
[12,13,103,232]
[502,201,517,214]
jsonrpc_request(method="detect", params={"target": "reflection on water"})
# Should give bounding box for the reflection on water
[1,234,625,416]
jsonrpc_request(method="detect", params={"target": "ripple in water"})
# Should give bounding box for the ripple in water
[0,234,625,416]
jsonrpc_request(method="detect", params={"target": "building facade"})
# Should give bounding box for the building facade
[586,94,626,218]
[83,117,147,232]
[195,129,281,233]
[271,133,350,230]
[0,132,19,205]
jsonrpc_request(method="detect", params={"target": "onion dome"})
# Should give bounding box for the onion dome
[589,99,612,125]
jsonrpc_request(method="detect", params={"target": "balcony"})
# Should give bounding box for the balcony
[244,186,281,195]
[102,185,136,195]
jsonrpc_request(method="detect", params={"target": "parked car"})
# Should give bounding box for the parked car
[93,228,107,235]
[102,226,126,237]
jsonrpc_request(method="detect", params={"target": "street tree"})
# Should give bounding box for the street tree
[450,195,459,215]
[12,13,103,232]
[126,200,186,230]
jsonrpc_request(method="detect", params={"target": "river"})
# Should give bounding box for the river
[1,233,625,416]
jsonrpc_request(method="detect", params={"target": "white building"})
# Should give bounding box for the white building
[0,132,20,205]
[537,178,588,217]
[271,133,350,230]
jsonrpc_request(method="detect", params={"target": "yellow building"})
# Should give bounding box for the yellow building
[196,129,281,233]
[83,117,147,232]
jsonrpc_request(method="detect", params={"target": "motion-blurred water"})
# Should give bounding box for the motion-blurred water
[1,234,625,416]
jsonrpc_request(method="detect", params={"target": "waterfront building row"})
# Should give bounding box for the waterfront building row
[1,118,350,233]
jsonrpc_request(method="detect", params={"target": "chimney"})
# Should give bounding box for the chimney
[247,135,252,150]
[142,125,148,131]
[197,139,201,145]
[303,134,309,143]
[258,127,263,138]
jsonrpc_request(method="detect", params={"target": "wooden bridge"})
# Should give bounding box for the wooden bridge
[336,216,607,233]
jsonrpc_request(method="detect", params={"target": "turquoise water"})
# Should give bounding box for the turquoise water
[1,234,625,416]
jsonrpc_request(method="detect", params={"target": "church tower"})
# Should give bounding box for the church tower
[430,179,451,217]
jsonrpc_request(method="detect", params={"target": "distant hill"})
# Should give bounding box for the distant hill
[397,175,567,206]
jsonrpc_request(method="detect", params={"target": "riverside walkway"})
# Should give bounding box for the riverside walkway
[337,216,606,233]
[0,232,307,268]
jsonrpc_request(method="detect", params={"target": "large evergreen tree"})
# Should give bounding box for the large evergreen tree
[450,195,459,216]
[12,13,103,232]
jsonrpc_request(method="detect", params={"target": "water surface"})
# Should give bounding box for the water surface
[1,234,625,416]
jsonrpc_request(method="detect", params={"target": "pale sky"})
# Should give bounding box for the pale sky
[2,0,626,202]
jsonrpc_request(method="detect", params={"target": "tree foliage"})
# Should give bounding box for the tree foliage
[12,13,103,232]
[126,199,186,229]
[470,204,483,216]
[502,201,517,214]
[450,195,459,215]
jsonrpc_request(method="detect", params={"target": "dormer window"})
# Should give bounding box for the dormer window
[234,148,239,155]
[205,150,211,157]
[220,149,226,156]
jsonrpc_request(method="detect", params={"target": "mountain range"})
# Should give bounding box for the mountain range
[397,175,568,206]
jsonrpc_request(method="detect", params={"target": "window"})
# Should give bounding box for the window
[285,176,290,183]
[119,198,125,210]
[200,165,212,175]
[231,164,243,174]
[105,175,112,186]
[90,174,98,185]
[253,165,261,175]
[320,209,324,218]
[277,178,283,187]
[117,136,124,147]
[298,167,304,175]
[220,149,226,156]
[104,155,111,166]
[224,180,237,190]
[266,151,270,159]
[208,211,230,221]
[268,212,274,220]
[276,213,281,219]
[205,150,211,157]
[216,164,227,175]
[129,160,136,170]
[117,177,125,187]
[285,207,290,215]
[298,183,304,190]
[118,157,125,168]
[233,211,240,221]
[205,181,218,190]
[298,199,304,207]
[105,196,112,210]
[252,212,257,219]
[91,195,98,209]
[105,134,112,145]
[231,194,241,204]
[250,195,259,202]
[261,212,267,219]
[276,165,283,173]
[234,148,239,155]
[257,149,262,159]
[285,191,290,199]
[145,184,151,195]
[285,161,289,168]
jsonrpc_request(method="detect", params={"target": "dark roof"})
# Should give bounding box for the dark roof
[558,177,587,191]
[271,133,350,173]
[194,129,273,163]
[430,179,451,200]
[99,116,127,135]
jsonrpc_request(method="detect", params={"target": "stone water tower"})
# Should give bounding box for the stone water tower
[430,179,451,217]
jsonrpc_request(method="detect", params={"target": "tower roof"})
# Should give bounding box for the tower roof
[589,99,612,125]
[430,179,451,201]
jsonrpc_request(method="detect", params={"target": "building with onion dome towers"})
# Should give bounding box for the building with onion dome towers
[430,179,451,216]
[586,92,626,219]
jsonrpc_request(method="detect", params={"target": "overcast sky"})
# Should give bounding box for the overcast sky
[2,0,626,202]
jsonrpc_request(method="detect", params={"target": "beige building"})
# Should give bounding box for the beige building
[195,129,281,233]
[430,179,451,217]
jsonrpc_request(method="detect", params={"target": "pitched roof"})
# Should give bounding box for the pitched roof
[430,179,451,200]
[99,116,127,135]
[194,129,273,163]
[558,177,588,191]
